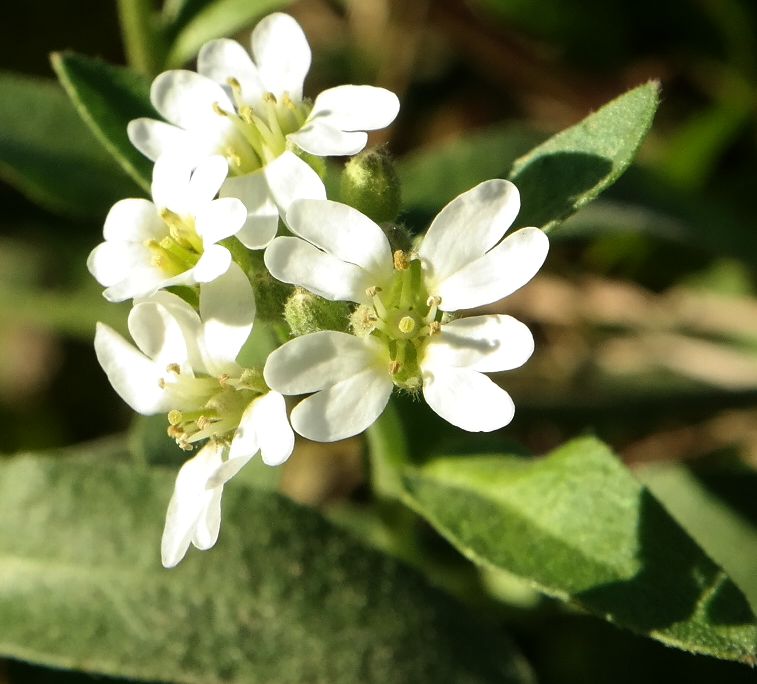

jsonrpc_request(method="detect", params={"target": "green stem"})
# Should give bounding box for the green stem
[117,0,165,76]
[366,398,409,499]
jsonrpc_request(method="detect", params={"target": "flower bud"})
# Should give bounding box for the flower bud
[284,288,351,336]
[340,146,401,224]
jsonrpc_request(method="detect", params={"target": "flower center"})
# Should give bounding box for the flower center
[145,209,203,276]
[362,251,442,391]
[213,79,312,175]
[160,366,268,450]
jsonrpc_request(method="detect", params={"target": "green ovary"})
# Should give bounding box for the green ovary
[364,255,443,391]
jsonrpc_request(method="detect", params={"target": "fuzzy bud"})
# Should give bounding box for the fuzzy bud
[285,288,351,336]
[340,147,401,224]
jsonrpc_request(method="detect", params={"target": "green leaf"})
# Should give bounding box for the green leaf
[397,124,540,219]
[637,460,757,613]
[509,81,660,232]
[0,454,533,684]
[165,0,294,68]
[51,52,155,193]
[401,436,757,664]
[0,72,139,216]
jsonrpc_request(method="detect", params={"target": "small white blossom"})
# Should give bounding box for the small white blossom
[94,263,294,565]
[127,12,400,249]
[87,154,246,302]
[263,180,549,441]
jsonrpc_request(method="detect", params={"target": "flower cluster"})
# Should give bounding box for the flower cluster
[90,13,548,566]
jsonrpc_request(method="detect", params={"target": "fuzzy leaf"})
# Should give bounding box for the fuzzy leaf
[402,436,757,664]
[637,460,757,613]
[0,453,532,684]
[51,52,155,193]
[165,0,294,68]
[509,81,660,232]
[397,124,540,219]
[0,72,138,216]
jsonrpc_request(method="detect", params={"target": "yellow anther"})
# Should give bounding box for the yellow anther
[239,105,256,125]
[212,102,229,117]
[428,321,441,335]
[388,360,401,375]
[167,409,183,425]
[264,92,278,104]
[393,250,410,271]
[166,363,181,375]
[227,76,242,93]
[167,424,183,439]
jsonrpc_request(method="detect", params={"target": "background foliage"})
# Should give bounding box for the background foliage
[0,0,756,682]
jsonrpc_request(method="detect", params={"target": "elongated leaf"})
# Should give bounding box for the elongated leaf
[401,437,757,664]
[0,72,138,216]
[637,461,757,613]
[397,124,540,218]
[0,454,532,684]
[51,52,155,193]
[165,0,294,68]
[509,81,659,232]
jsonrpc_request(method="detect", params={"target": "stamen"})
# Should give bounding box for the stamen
[212,102,230,117]
[425,295,441,323]
[393,250,409,271]
[166,363,181,375]
[388,360,401,375]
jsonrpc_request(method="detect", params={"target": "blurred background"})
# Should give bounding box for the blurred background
[1,0,756,682]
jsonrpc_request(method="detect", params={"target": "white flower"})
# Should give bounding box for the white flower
[127,12,400,250]
[87,154,246,302]
[94,263,294,565]
[263,179,549,441]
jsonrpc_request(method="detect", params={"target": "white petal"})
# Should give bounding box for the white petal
[290,367,393,442]
[94,323,169,414]
[225,402,260,467]
[286,199,393,282]
[221,172,280,249]
[102,198,164,241]
[288,123,368,157]
[151,153,192,213]
[264,236,372,302]
[199,261,255,373]
[435,227,549,311]
[191,486,223,551]
[264,151,326,217]
[88,241,156,289]
[188,155,230,204]
[252,13,310,101]
[264,331,386,395]
[421,315,534,373]
[198,38,264,105]
[128,298,189,366]
[422,367,515,432]
[128,118,200,162]
[190,243,232,283]
[252,391,294,466]
[151,70,235,131]
[161,442,225,567]
[308,85,400,131]
[196,197,247,245]
[419,179,521,287]
[101,266,170,302]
